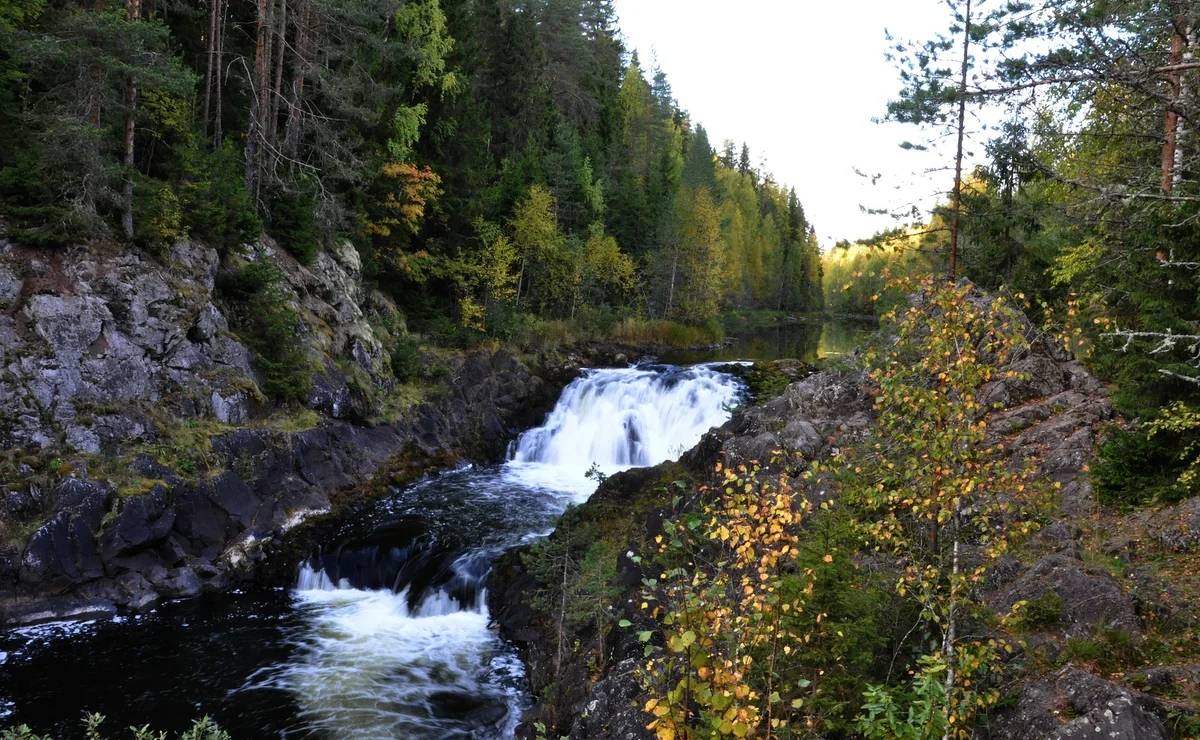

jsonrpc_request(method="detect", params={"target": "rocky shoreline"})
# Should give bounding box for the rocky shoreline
[489,320,1200,739]
[0,228,756,627]
[0,230,584,626]
[0,346,564,626]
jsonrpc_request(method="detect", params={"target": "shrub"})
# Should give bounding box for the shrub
[1018,591,1065,628]
[390,335,421,383]
[266,186,320,265]
[133,178,186,249]
[216,260,312,403]
[180,140,261,250]
[1093,425,1190,509]
[1063,637,1101,663]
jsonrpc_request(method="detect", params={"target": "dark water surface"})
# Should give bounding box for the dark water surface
[0,322,874,737]
[0,364,752,739]
[656,317,874,365]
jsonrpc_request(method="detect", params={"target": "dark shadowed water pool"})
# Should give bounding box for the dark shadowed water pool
[0,364,752,739]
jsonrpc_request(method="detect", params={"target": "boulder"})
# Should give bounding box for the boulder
[98,485,175,561]
[1141,496,1200,552]
[993,553,1142,638]
[982,667,1168,740]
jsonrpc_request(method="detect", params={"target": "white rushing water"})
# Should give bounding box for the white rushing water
[258,364,744,739]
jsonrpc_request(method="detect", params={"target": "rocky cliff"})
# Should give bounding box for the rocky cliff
[490,312,1200,739]
[0,233,561,625]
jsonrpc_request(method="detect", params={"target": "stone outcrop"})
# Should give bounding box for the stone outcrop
[982,667,1170,740]
[0,232,564,625]
[0,349,556,625]
[490,295,1194,739]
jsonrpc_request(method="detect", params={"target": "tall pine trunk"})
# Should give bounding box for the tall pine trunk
[122,0,141,240]
[948,0,972,280]
[1163,9,1186,194]
[202,0,218,139]
[214,0,225,146]
[246,0,271,202]
[267,0,288,157]
[284,0,310,162]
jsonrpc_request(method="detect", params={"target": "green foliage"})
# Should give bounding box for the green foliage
[2,714,228,740]
[1093,424,1191,509]
[216,260,311,402]
[0,0,44,32]
[267,187,321,265]
[390,334,422,384]
[1062,637,1101,664]
[524,511,623,683]
[132,178,185,249]
[180,141,261,250]
[1016,591,1064,629]
[857,657,955,740]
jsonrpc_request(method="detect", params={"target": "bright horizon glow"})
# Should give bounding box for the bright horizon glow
[611,0,961,249]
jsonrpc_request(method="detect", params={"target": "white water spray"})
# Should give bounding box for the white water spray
[267,363,743,738]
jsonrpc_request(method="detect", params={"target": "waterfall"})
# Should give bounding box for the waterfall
[295,363,744,600]
[271,362,743,738]
[509,364,743,471]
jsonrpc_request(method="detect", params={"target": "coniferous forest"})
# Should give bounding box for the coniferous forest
[6,2,1200,740]
[0,0,822,338]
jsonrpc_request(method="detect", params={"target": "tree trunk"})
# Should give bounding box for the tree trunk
[1175,26,1193,188]
[1165,13,1188,193]
[202,0,218,139]
[948,0,972,281]
[666,251,678,319]
[941,506,961,740]
[89,0,104,128]
[246,0,271,201]
[122,0,142,240]
[214,0,225,147]
[777,242,790,312]
[283,0,310,162]
[268,0,288,156]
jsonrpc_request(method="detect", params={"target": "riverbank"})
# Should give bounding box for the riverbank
[488,296,1200,739]
[0,360,751,737]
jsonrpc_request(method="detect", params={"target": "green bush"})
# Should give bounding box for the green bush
[1018,590,1065,628]
[1093,425,1190,509]
[390,335,421,383]
[180,140,261,250]
[1063,637,1101,663]
[216,260,312,403]
[133,178,186,249]
[0,137,106,247]
[266,186,320,265]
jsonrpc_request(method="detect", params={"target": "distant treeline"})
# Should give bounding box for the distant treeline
[0,0,822,338]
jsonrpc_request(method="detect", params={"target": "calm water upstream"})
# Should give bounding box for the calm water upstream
[0,321,867,739]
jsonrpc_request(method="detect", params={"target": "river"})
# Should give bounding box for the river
[0,320,868,738]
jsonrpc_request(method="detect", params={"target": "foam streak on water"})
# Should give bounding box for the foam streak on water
[259,364,743,738]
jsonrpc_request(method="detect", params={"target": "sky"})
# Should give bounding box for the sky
[611,0,957,248]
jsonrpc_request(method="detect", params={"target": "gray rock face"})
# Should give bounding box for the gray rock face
[0,346,558,625]
[0,241,259,451]
[0,236,401,454]
[18,480,112,588]
[1137,496,1200,552]
[993,552,1142,638]
[692,368,871,474]
[982,667,1168,740]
